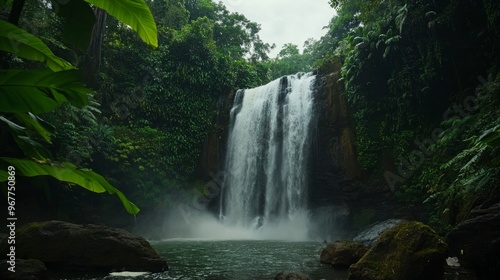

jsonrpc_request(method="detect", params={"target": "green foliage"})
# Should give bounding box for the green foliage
[0,0,161,215]
[0,69,89,114]
[318,0,500,231]
[0,20,73,71]
[0,157,139,214]
[266,42,315,80]
[416,74,500,226]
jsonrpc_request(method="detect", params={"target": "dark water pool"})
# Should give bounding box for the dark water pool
[54,239,347,280]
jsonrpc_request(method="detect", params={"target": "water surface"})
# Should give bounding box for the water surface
[55,239,347,280]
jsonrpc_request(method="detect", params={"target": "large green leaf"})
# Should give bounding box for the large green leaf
[0,158,140,215]
[0,116,51,159]
[0,20,74,71]
[52,0,96,49]
[85,0,158,47]
[0,69,89,114]
[14,113,54,143]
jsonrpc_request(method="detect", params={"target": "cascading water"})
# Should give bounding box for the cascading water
[220,73,317,237]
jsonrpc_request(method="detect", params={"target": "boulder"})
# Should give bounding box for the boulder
[0,259,48,280]
[446,202,500,280]
[274,272,310,280]
[0,220,167,272]
[348,221,448,280]
[320,240,368,268]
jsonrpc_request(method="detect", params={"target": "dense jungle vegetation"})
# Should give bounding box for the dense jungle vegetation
[1,0,499,235]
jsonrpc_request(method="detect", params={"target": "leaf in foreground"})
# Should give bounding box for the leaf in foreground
[0,158,140,215]
[85,0,158,48]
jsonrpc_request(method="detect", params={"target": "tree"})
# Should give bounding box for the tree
[267,42,314,79]
[277,43,300,58]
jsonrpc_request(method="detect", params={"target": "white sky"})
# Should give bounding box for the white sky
[218,0,336,58]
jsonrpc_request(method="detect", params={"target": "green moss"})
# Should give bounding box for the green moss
[17,221,49,236]
[349,221,448,280]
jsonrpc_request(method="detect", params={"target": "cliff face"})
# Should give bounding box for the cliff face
[310,59,361,208]
[195,90,234,181]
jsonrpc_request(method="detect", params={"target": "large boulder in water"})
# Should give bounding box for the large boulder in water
[348,221,448,280]
[274,272,310,280]
[0,220,167,272]
[320,240,369,268]
[446,202,500,279]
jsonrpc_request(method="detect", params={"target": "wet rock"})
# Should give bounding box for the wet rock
[0,259,48,280]
[443,266,478,280]
[353,218,403,246]
[446,202,500,280]
[274,272,310,280]
[0,220,168,272]
[320,240,369,268]
[348,221,448,280]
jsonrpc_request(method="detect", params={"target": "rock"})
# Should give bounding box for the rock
[353,218,403,246]
[274,272,310,280]
[0,259,48,280]
[0,220,168,272]
[443,266,478,280]
[320,240,369,268]
[446,202,500,280]
[348,221,448,280]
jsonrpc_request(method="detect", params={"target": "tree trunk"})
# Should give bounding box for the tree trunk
[84,7,107,88]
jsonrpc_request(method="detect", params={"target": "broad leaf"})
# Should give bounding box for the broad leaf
[0,69,89,114]
[14,113,54,143]
[0,20,73,71]
[0,115,25,133]
[0,169,8,182]
[0,116,51,159]
[85,0,158,47]
[52,0,96,49]
[0,158,140,215]
[13,135,51,160]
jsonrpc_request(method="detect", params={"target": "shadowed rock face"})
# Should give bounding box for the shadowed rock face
[0,220,168,272]
[446,202,500,280]
[0,259,48,280]
[348,221,448,280]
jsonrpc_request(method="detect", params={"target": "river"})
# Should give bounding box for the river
[54,239,347,280]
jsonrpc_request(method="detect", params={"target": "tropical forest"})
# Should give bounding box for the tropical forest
[0,0,499,279]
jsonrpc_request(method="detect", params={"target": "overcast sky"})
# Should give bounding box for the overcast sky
[218,0,336,58]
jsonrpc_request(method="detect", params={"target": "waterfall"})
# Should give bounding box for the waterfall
[221,72,317,232]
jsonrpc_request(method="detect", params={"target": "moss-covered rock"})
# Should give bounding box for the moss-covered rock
[347,221,448,280]
[320,240,369,268]
[0,220,168,272]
